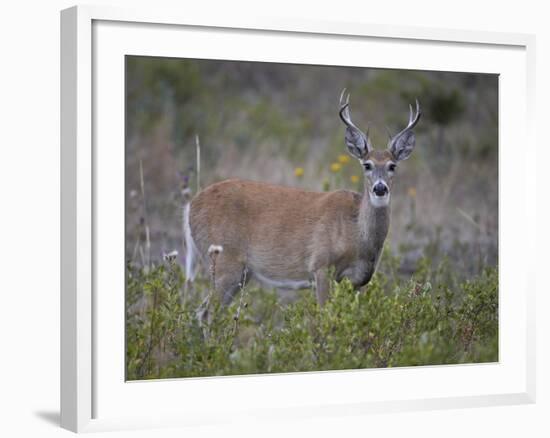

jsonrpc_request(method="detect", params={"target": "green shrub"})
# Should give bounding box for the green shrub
[126,257,498,380]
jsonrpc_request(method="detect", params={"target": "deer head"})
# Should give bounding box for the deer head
[339,90,422,207]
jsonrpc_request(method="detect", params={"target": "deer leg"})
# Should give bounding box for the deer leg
[215,256,249,305]
[197,261,248,325]
[216,273,244,305]
[197,248,249,324]
[314,268,330,306]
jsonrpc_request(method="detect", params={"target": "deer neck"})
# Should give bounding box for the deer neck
[358,189,390,253]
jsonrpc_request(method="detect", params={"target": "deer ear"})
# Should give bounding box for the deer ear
[345,127,370,159]
[389,130,415,161]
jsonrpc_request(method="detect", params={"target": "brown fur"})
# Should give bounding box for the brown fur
[189,178,390,305]
[367,149,395,163]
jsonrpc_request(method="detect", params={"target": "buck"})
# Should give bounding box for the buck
[184,91,421,309]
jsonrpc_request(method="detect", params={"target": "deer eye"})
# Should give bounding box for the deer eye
[363,162,373,171]
[388,163,397,172]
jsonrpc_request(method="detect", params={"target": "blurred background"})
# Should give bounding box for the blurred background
[125,56,498,280]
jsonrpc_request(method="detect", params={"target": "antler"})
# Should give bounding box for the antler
[339,89,369,137]
[339,89,372,157]
[391,99,422,142]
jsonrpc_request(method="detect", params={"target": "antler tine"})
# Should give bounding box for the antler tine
[339,88,351,111]
[339,88,347,107]
[408,98,422,129]
[339,89,355,127]
[392,99,422,141]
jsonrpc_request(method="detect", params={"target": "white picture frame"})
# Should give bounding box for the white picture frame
[60,4,536,433]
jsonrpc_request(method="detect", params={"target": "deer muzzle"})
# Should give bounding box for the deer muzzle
[373,181,389,197]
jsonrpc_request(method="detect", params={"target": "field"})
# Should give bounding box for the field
[125,57,499,379]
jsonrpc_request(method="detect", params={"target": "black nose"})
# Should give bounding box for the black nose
[373,183,388,197]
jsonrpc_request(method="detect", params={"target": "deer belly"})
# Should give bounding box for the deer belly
[252,271,312,290]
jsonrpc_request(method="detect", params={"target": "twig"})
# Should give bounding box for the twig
[456,207,482,230]
[195,135,201,193]
[233,267,249,336]
[139,160,151,267]
[196,245,224,330]
[139,282,159,378]
[208,244,223,288]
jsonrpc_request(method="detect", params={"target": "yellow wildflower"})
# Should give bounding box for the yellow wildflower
[407,187,417,198]
[294,167,305,178]
[338,154,350,164]
[350,175,360,184]
[330,162,342,173]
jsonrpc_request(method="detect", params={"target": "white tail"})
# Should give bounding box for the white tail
[183,201,198,282]
[186,92,421,308]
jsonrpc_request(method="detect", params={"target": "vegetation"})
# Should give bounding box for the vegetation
[126,252,497,380]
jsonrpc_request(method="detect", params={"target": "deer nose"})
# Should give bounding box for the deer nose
[373,182,388,197]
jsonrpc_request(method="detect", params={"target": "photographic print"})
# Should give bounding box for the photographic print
[125,56,498,380]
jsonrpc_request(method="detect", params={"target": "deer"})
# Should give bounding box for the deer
[183,91,421,313]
